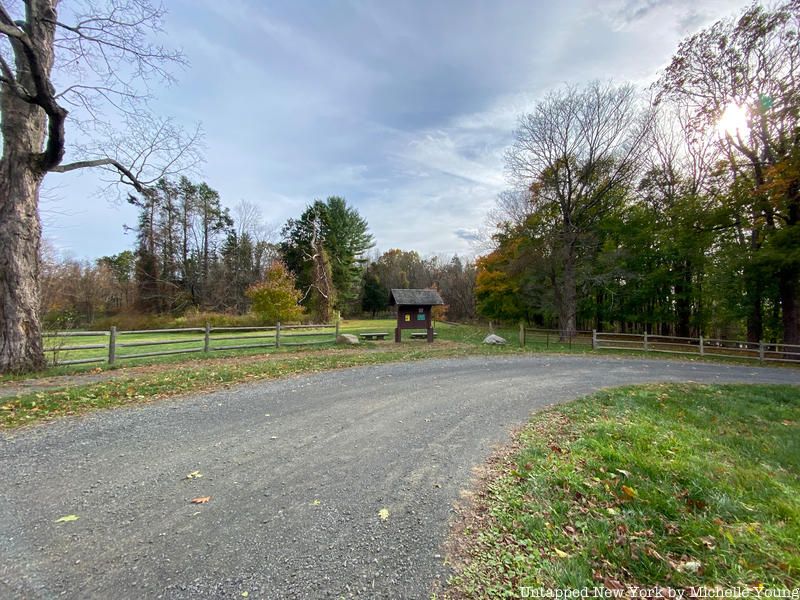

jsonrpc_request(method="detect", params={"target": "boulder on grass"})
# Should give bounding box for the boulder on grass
[483,334,507,345]
[337,334,359,345]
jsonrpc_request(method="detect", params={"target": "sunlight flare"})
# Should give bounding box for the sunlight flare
[717,101,750,139]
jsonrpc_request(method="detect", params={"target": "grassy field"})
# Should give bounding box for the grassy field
[445,384,800,597]
[3,320,795,428]
[14,319,579,380]
[20,319,790,384]
[39,320,588,366]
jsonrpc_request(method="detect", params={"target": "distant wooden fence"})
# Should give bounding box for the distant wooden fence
[43,322,339,367]
[592,331,800,364]
[518,327,594,350]
[517,326,800,364]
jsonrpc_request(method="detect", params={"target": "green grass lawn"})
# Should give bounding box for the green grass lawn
[35,319,587,371]
[14,319,767,385]
[445,384,800,597]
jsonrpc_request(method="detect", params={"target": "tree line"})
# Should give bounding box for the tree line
[41,187,477,328]
[476,0,800,344]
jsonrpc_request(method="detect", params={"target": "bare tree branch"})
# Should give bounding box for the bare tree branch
[49,157,144,190]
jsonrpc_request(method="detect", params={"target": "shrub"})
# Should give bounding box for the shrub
[246,262,305,324]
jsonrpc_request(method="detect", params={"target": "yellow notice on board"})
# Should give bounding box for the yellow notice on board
[404,314,411,322]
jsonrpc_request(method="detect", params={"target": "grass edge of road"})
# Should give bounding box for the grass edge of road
[442,383,800,598]
[1,343,517,429]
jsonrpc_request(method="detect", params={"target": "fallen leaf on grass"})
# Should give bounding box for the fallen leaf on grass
[191,496,211,504]
[675,559,702,573]
[55,514,79,523]
[621,485,638,499]
[721,529,735,545]
[554,548,570,558]
[700,535,716,549]
[644,547,664,560]
[604,577,625,590]
[378,508,390,521]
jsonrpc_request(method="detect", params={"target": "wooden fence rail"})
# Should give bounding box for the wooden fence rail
[518,326,594,350]
[592,330,800,364]
[43,322,339,366]
[516,325,800,364]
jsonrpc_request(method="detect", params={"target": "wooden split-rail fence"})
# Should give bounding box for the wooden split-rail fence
[517,325,800,364]
[43,322,339,367]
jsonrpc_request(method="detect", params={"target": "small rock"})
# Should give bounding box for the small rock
[336,334,359,345]
[483,334,507,345]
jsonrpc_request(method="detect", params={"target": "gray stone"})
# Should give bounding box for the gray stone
[483,334,507,345]
[337,334,360,345]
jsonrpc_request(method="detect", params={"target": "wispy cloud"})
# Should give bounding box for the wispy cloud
[45,0,754,259]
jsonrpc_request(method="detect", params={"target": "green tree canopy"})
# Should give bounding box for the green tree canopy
[280,196,374,316]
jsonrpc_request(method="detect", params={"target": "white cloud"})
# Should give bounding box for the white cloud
[42,0,757,260]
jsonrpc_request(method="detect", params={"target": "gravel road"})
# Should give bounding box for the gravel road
[2,354,798,599]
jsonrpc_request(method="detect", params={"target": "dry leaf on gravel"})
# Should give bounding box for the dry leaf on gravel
[55,514,79,523]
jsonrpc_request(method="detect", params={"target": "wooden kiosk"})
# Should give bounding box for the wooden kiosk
[390,289,445,343]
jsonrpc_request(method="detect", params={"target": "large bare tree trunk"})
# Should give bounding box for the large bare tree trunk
[0,0,57,372]
[0,160,45,372]
[0,0,194,372]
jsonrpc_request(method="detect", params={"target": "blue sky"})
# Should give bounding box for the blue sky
[43,0,750,260]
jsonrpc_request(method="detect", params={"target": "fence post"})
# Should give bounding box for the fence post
[204,322,211,353]
[335,315,340,339]
[108,326,116,365]
[759,340,765,362]
[643,331,649,352]
[699,334,704,356]
[519,322,525,347]
[592,329,597,350]
[276,322,281,349]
